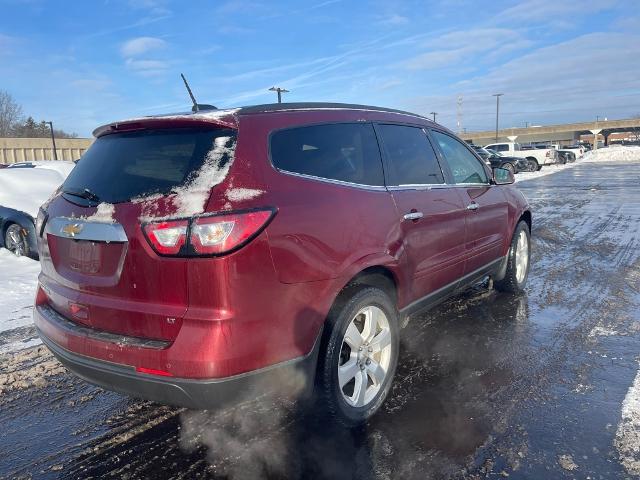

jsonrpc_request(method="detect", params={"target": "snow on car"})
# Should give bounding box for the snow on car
[0,161,75,257]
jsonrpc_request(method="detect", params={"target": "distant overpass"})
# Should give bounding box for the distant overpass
[459,117,640,146]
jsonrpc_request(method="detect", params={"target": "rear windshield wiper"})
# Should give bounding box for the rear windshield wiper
[63,188,101,203]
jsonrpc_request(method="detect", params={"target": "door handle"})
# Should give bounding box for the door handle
[466,202,479,211]
[403,211,424,221]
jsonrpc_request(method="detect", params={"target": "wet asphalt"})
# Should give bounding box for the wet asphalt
[1,160,639,479]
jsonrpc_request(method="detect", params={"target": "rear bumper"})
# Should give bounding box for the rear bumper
[35,305,322,409]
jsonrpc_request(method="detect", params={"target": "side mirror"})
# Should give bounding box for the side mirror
[492,167,514,185]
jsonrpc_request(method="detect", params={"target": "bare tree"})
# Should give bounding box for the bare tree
[0,90,23,137]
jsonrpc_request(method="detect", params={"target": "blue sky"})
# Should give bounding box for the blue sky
[1,0,639,137]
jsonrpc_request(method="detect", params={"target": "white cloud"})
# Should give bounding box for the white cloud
[0,33,18,55]
[405,28,532,70]
[125,58,169,77]
[497,0,618,22]
[405,32,640,130]
[128,0,171,17]
[378,14,409,26]
[121,36,166,57]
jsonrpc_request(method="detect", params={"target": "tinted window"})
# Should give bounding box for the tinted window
[377,124,443,185]
[431,130,489,184]
[63,128,236,204]
[270,123,383,186]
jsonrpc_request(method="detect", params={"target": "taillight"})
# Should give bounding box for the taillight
[191,209,274,255]
[142,208,275,257]
[143,220,188,255]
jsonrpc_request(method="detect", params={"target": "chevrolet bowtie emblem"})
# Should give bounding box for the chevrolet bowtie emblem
[62,223,83,237]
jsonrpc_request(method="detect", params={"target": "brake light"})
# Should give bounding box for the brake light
[143,220,188,255]
[142,209,275,257]
[191,209,274,255]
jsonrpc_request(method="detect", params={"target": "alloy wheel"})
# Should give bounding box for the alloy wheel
[337,305,392,408]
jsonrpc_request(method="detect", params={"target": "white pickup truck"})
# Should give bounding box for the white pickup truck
[484,142,559,171]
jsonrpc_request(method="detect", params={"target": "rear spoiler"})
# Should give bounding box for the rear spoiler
[92,112,238,138]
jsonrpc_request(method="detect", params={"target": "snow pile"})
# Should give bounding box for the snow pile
[0,168,66,218]
[0,249,41,354]
[582,146,640,163]
[225,187,264,202]
[84,202,116,223]
[615,363,640,476]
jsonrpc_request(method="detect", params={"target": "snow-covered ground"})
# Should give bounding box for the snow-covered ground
[514,145,640,183]
[0,249,41,354]
[616,363,640,476]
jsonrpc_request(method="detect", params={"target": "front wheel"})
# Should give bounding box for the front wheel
[502,162,515,174]
[4,223,30,257]
[495,221,531,293]
[317,286,399,425]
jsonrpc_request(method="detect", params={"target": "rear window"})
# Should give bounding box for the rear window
[270,123,384,186]
[63,128,236,204]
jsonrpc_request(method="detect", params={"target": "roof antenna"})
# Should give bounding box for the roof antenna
[180,73,217,112]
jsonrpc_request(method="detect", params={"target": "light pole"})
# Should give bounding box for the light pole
[492,93,503,142]
[269,86,289,103]
[430,111,438,122]
[47,121,58,161]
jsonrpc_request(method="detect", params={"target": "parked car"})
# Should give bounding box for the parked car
[553,144,582,161]
[484,142,558,170]
[471,146,528,173]
[0,162,75,258]
[557,150,576,164]
[34,103,532,425]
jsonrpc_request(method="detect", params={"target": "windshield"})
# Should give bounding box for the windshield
[63,128,236,204]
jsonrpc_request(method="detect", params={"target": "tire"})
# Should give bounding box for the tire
[502,162,515,174]
[495,221,530,294]
[4,223,30,257]
[317,286,399,426]
[527,158,540,171]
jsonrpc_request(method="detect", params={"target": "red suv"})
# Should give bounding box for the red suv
[34,103,531,424]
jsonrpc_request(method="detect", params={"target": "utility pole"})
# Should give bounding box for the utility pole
[47,121,58,161]
[456,95,463,134]
[492,93,503,142]
[269,86,289,103]
[430,111,438,122]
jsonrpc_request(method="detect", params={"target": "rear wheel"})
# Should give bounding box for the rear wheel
[317,286,399,425]
[495,221,530,293]
[527,158,541,171]
[4,223,30,257]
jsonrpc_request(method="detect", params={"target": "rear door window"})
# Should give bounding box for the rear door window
[63,128,236,204]
[431,130,489,184]
[270,123,384,186]
[376,124,444,185]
